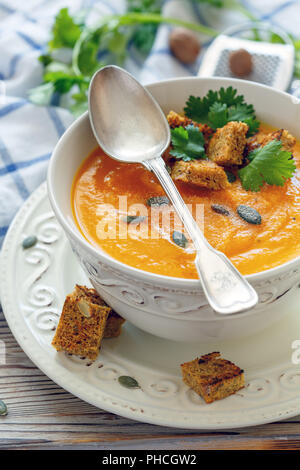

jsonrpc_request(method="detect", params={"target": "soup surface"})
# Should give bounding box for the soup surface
[72,123,300,278]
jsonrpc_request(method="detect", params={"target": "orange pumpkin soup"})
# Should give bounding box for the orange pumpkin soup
[72,123,300,279]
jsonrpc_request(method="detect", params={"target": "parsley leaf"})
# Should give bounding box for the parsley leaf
[218,86,245,106]
[127,0,162,55]
[76,29,103,76]
[49,8,82,50]
[170,125,206,161]
[239,140,296,192]
[184,86,259,136]
[208,102,228,128]
[227,102,254,121]
[44,70,88,94]
[30,6,220,115]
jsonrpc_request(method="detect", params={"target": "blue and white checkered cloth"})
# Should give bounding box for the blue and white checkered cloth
[0,0,300,247]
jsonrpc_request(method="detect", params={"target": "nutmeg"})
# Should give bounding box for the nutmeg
[229,48,253,77]
[169,27,201,64]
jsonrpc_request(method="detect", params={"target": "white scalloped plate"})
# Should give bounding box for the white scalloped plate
[1,182,300,429]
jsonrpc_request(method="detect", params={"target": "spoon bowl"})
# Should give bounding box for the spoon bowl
[89,65,170,163]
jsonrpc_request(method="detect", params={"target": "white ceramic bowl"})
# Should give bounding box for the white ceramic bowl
[47,77,300,342]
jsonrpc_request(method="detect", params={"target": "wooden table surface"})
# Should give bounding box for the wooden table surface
[1,307,300,450]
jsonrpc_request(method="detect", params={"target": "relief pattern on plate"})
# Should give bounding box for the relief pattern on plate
[279,368,300,391]
[22,212,61,331]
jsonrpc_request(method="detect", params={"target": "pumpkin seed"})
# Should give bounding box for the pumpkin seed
[22,235,37,249]
[237,205,262,225]
[211,204,230,216]
[172,230,188,248]
[77,299,91,318]
[0,400,7,416]
[122,215,146,224]
[225,170,236,183]
[146,196,170,207]
[118,376,140,389]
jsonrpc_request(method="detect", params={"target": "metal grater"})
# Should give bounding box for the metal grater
[198,22,294,91]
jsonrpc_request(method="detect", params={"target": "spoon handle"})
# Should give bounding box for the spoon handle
[144,156,258,315]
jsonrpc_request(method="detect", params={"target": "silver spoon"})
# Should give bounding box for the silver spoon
[88,65,258,315]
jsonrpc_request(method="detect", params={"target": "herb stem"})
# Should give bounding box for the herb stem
[122,12,219,37]
[224,0,257,22]
[72,12,218,75]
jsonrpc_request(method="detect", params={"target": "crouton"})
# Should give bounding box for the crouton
[104,311,126,339]
[207,121,248,166]
[74,284,106,307]
[52,286,111,360]
[181,352,245,404]
[52,285,126,359]
[74,285,126,339]
[167,110,214,144]
[171,159,229,190]
[259,129,296,152]
[244,135,261,155]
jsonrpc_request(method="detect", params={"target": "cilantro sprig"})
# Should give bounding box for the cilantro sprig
[49,8,82,50]
[29,6,218,115]
[30,1,300,117]
[170,125,206,161]
[239,140,296,192]
[184,87,259,136]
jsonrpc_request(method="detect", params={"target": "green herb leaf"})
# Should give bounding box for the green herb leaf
[76,29,103,76]
[170,125,206,161]
[127,0,162,55]
[184,86,258,136]
[44,71,87,94]
[208,102,228,128]
[49,8,82,50]
[227,102,255,121]
[239,140,296,192]
[243,117,260,136]
[218,86,245,107]
[38,54,52,67]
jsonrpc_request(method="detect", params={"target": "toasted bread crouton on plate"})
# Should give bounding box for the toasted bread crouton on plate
[181,352,245,404]
[52,287,110,360]
[52,285,125,359]
[207,121,248,166]
[74,285,125,338]
[171,159,229,190]
[104,311,126,338]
